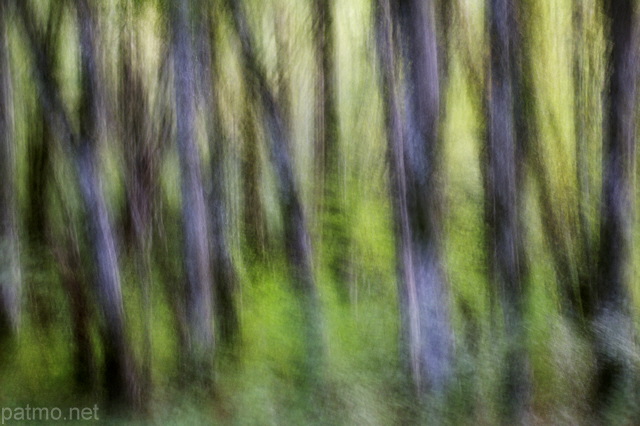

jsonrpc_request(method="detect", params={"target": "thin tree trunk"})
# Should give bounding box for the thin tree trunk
[226,0,324,382]
[0,0,20,342]
[24,5,60,248]
[25,106,52,248]
[16,0,140,410]
[53,217,97,394]
[313,0,350,301]
[591,0,638,415]
[241,99,268,261]
[195,2,240,350]
[485,0,530,420]
[375,0,413,392]
[524,1,593,325]
[572,0,597,320]
[312,0,337,218]
[170,0,215,380]
[118,4,156,405]
[76,0,140,409]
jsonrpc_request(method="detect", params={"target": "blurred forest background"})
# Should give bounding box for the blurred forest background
[0,0,639,424]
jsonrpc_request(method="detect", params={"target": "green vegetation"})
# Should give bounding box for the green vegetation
[0,0,638,424]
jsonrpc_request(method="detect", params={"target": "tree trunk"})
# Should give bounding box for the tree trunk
[0,0,21,343]
[53,220,97,394]
[76,0,140,409]
[16,0,140,410]
[485,0,530,420]
[24,5,61,249]
[170,0,215,380]
[195,2,240,350]
[313,0,350,301]
[591,0,638,415]
[240,99,268,261]
[226,0,324,383]
[377,0,453,396]
[118,5,157,406]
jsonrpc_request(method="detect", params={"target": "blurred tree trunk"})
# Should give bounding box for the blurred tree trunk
[170,0,215,380]
[376,0,453,396]
[274,8,292,136]
[24,1,62,250]
[16,0,140,410]
[53,214,96,394]
[0,0,21,343]
[312,0,350,301]
[528,0,598,331]
[75,0,140,409]
[571,0,598,322]
[226,0,324,383]
[591,0,638,414]
[241,99,268,261]
[485,0,531,420]
[375,0,409,390]
[525,0,595,328]
[43,4,96,392]
[118,2,157,405]
[25,106,52,248]
[313,0,338,187]
[195,2,240,350]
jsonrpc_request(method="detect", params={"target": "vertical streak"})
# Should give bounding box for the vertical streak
[170,0,215,364]
[486,0,530,419]
[592,0,638,412]
[0,0,20,338]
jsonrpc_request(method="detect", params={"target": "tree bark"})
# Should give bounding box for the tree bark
[312,0,350,301]
[24,0,62,250]
[52,216,97,394]
[240,99,268,261]
[195,2,240,350]
[16,0,140,410]
[226,0,324,382]
[118,4,157,405]
[591,0,638,414]
[76,0,140,409]
[0,0,21,342]
[377,0,453,396]
[485,0,531,420]
[170,0,215,380]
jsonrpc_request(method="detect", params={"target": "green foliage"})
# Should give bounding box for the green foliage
[1,0,639,423]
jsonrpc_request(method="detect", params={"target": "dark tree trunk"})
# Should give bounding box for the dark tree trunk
[53,221,97,394]
[16,0,86,396]
[16,0,140,410]
[170,0,215,380]
[591,0,638,414]
[274,10,292,136]
[25,1,62,250]
[376,0,453,396]
[570,0,598,324]
[313,0,350,301]
[25,107,52,248]
[118,4,157,405]
[226,0,324,382]
[526,0,599,329]
[485,0,530,420]
[195,2,240,350]
[240,99,268,261]
[75,0,140,409]
[312,0,336,213]
[0,0,20,343]
[376,0,411,391]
